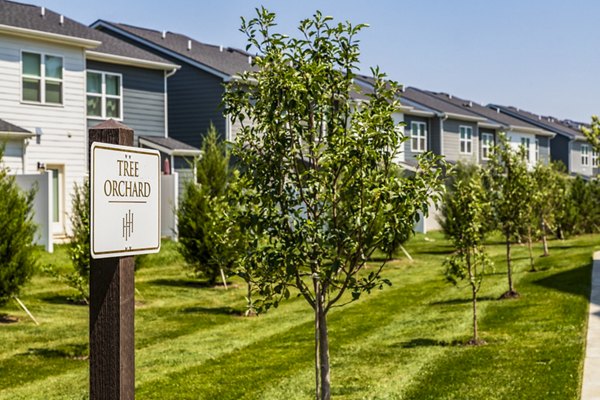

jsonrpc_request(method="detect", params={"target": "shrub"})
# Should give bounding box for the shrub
[0,146,37,306]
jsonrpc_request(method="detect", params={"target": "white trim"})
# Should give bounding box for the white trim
[582,143,590,166]
[86,50,179,71]
[0,24,101,49]
[91,21,230,80]
[164,68,177,138]
[20,50,64,105]
[0,131,35,139]
[535,138,540,163]
[86,69,124,121]
[445,112,487,122]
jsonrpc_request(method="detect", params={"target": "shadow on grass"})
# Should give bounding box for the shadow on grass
[393,338,462,348]
[182,306,245,316]
[40,294,87,306]
[150,278,221,289]
[532,263,591,300]
[24,343,88,360]
[430,296,496,306]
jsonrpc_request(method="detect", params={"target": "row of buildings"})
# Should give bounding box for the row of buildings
[0,0,596,247]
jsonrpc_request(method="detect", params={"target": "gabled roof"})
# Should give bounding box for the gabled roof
[424,91,554,137]
[92,20,257,79]
[401,87,490,123]
[0,0,177,70]
[0,117,33,138]
[489,104,586,141]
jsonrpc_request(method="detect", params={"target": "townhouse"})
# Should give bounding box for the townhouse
[490,105,597,177]
[0,0,185,246]
[91,20,257,148]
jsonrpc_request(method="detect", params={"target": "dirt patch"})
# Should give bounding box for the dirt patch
[499,290,520,300]
[0,314,19,324]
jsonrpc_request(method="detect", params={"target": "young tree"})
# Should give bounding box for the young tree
[441,168,492,344]
[531,162,566,257]
[224,9,445,399]
[177,125,241,286]
[582,115,600,156]
[0,146,37,306]
[485,133,530,298]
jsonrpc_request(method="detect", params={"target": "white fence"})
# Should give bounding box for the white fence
[161,172,178,240]
[15,172,53,253]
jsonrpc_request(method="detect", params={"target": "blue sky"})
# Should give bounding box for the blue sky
[36,0,600,122]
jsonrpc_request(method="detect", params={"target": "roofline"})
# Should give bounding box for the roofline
[91,20,230,80]
[490,104,577,140]
[507,125,555,137]
[478,122,504,130]
[0,131,35,139]
[138,137,200,156]
[86,50,180,71]
[444,112,487,122]
[0,23,101,49]
[405,109,436,117]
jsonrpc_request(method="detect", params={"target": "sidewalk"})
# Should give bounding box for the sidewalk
[582,251,600,399]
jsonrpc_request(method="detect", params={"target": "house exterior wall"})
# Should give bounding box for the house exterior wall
[430,117,442,155]
[86,60,166,138]
[0,33,87,235]
[442,119,478,164]
[550,134,571,171]
[571,140,595,177]
[536,136,550,165]
[505,130,536,168]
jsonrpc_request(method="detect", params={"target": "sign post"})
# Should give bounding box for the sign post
[88,119,160,400]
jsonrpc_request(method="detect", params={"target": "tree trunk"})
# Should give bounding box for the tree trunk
[527,225,535,272]
[313,276,321,400]
[245,281,254,317]
[506,232,514,293]
[317,295,331,400]
[541,220,549,257]
[467,249,477,343]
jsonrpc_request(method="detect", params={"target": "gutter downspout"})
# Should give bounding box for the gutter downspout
[439,113,447,157]
[164,68,178,138]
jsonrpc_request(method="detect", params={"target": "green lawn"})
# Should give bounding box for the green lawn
[0,233,597,399]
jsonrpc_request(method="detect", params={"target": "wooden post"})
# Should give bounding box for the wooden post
[89,119,135,400]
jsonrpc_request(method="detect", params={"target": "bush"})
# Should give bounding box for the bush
[177,126,240,285]
[0,146,37,306]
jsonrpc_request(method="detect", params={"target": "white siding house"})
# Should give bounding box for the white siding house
[0,28,96,238]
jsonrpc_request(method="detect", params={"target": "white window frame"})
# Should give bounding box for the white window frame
[535,138,540,163]
[593,149,599,167]
[459,125,473,154]
[86,70,124,120]
[582,144,589,166]
[410,121,427,153]
[481,132,494,160]
[21,50,64,105]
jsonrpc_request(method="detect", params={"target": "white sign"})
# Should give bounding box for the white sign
[91,142,161,259]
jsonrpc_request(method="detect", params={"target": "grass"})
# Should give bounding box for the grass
[0,233,597,399]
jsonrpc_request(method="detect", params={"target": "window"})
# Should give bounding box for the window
[411,121,426,152]
[535,139,540,163]
[481,132,494,160]
[582,144,589,166]
[521,137,531,161]
[593,150,599,167]
[87,71,122,119]
[459,126,473,154]
[22,51,63,104]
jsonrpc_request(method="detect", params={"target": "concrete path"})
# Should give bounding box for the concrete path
[582,251,600,399]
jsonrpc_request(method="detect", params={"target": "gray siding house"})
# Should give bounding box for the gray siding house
[0,0,178,242]
[491,105,596,177]
[91,20,257,149]
[422,92,555,167]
